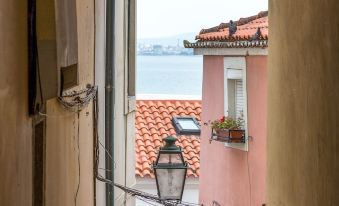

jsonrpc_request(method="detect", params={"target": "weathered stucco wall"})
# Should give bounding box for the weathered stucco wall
[0,0,135,205]
[246,56,267,205]
[45,0,95,206]
[0,1,33,206]
[199,55,267,206]
[267,0,339,205]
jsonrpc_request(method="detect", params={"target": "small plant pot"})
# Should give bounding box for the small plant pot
[215,128,230,138]
[229,130,245,143]
[212,128,245,143]
[230,130,244,138]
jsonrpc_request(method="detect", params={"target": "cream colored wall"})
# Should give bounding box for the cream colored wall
[0,0,135,205]
[45,0,95,206]
[93,0,136,205]
[114,0,136,204]
[94,0,107,205]
[267,0,339,205]
[0,1,33,206]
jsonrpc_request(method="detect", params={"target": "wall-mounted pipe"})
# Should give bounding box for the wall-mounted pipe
[105,0,115,205]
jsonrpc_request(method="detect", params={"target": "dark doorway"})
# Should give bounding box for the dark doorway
[33,121,45,206]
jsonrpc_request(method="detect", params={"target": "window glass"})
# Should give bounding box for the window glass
[177,118,200,130]
[172,117,200,135]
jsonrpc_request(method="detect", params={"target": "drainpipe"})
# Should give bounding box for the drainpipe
[105,0,115,205]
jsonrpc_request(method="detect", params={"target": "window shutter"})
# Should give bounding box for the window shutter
[235,79,244,119]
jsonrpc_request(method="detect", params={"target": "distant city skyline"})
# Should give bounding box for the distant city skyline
[137,0,268,39]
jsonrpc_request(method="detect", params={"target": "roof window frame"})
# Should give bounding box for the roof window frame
[172,116,201,135]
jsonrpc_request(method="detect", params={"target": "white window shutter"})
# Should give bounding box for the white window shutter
[235,79,244,119]
[224,57,248,151]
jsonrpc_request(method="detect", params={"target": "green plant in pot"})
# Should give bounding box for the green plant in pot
[210,115,245,142]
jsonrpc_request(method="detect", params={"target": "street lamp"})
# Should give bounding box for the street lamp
[152,136,188,202]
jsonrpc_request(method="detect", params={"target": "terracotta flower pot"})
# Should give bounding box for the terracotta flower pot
[230,130,244,139]
[230,130,245,143]
[214,128,245,143]
[215,128,230,138]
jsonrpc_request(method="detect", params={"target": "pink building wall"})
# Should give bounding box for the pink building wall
[199,55,267,206]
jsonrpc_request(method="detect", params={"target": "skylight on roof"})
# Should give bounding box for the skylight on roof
[177,119,199,130]
[172,117,201,135]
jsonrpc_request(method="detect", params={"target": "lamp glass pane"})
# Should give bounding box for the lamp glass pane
[177,119,199,130]
[157,153,182,164]
[156,168,186,200]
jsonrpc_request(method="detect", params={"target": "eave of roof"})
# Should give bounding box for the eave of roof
[184,11,268,49]
[184,39,268,49]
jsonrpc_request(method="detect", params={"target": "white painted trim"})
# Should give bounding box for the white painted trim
[223,57,248,151]
[127,95,136,113]
[94,0,107,205]
[194,47,268,56]
[224,68,229,116]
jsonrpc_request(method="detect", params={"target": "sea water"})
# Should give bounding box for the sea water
[136,55,203,97]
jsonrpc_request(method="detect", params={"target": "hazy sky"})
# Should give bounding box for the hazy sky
[137,0,268,39]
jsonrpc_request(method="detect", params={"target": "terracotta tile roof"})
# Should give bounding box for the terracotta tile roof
[135,100,201,178]
[184,11,268,48]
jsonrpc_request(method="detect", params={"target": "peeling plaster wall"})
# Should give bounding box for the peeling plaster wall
[0,2,33,206]
[0,0,96,205]
[45,0,95,205]
[267,0,339,205]
[0,0,135,205]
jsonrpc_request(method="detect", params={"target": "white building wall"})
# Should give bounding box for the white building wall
[95,0,107,205]
[95,0,136,205]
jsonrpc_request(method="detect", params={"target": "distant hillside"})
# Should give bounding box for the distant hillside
[138,32,196,46]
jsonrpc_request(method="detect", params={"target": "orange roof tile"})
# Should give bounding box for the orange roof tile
[135,100,201,178]
[184,11,268,49]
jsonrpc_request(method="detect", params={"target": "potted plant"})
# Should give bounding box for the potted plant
[209,115,245,143]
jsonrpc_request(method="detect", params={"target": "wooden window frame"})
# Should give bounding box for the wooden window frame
[224,57,248,151]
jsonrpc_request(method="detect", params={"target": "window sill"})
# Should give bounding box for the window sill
[209,128,248,151]
[224,141,248,151]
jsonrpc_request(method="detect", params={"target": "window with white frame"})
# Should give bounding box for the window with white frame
[226,69,244,120]
[224,57,248,151]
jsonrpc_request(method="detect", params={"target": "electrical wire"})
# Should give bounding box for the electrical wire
[75,111,81,206]
[91,87,202,206]
[137,197,160,206]
[58,85,98,113]
[98,168,112,172]
[99,140,113,160]
[118,193,135,206]
[38,111,76,118]
[40,83,203,206]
